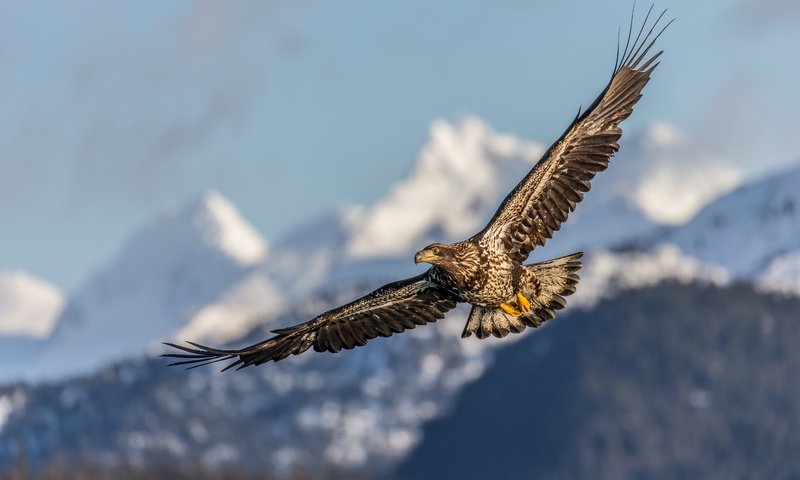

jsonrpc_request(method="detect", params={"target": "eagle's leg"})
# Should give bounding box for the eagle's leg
[500,302,523,317]
[500,292,533,317]
[516,292,532,313]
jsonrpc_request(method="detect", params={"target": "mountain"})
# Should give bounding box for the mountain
[0,116,671,385]
[0,287,490,476]
[0,115,790,476]
[3,281,797,479]
[0,271,64,339]
[0,245,733,475]
[602,121,742,226]
[344,116,659,262]
[0,191,271,383]
[398,282,800,480]
[663,162,800,292]
[0,272,65,382]
[261,115,659,298]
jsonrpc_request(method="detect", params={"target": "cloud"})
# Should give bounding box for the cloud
[691,68,800,177]
[0,1,310,216]
[729,0,800,33]
[0,117,57,206]
[65,83,254,209]
[609,122,743,225]
[631,159,742,225]
[181,0,304,57]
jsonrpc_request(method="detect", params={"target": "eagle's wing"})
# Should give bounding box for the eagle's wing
[163,270,460,371]
[478,9,671,263]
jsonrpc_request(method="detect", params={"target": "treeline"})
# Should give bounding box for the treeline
[2,459,370,480]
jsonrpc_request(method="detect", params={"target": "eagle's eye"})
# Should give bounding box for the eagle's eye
[431,246,441,255]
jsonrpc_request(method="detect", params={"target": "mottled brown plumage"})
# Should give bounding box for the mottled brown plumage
[164,9,670,371]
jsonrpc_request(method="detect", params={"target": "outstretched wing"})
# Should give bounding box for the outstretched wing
[163,271,460,371]
[478,8,671,263]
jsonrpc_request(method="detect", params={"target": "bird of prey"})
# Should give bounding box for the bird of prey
[164,9,670,371]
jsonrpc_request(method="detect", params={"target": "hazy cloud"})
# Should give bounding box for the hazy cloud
[693,69,800,175]
[0,1,310,215]
[730,0,800,33]
[608,123,743,225]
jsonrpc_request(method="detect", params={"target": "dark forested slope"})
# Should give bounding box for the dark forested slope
[398,282,800,480]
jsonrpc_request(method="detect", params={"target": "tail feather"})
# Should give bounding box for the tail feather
[462,252,583,339]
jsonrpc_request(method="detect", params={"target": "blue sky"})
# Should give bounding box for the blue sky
[1,0,799,292]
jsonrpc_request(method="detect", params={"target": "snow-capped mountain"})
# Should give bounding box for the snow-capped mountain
[175,117,683,348]
[663,162,800,290]
[345,116,660,262]
[0,116,743,385]
[0,271,64,339]
[0,191,272,383]
[345,117,546,258]
[0,116,785,476]
[265,117,665,291]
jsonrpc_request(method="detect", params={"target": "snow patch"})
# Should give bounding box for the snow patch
[0,396,11,432]
[0,390,25,432]
[572,245,731,308]
[0,271,64,338]
[756,252,800,296]
[667,162,800,276]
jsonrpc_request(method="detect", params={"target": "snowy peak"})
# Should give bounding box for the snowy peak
[343,118,693,262]
[15,191,271,383]
[0,271,64,339]
[345,116,545,258]
[67,189,269,327]
[183,190,267,266]
[99,189,267,285]
[666,162,800,276]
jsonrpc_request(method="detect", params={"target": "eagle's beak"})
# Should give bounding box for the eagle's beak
[415,250,436,264]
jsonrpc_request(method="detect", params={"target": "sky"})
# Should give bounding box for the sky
[1,0,799,293]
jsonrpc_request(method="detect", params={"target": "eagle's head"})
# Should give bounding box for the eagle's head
[414,242,472,268]
[414,243,457,266]
[415,242,480,287]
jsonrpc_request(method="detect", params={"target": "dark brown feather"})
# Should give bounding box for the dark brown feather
[476,11,670,263]
[162,271,460,370]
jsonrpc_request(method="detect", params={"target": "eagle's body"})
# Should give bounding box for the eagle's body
[425,241,519,307]
[164,9,671,371]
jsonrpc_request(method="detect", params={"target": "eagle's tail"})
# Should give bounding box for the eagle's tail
[461,252,582,339]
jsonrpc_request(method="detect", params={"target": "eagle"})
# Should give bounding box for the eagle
[164,9,670,371]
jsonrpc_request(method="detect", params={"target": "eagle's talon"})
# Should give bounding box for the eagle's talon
[500,302,523,317]
[516,292,532,313]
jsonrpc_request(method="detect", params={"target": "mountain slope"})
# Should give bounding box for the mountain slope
[2,282,797,478]
[398,282,800,480]
[0,116,671,385]
[665,162,800,277]
[0,286,489,476]
[0,191,271,383]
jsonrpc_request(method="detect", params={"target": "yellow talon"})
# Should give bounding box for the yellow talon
[516,292,532,313]
[500,302,523,317]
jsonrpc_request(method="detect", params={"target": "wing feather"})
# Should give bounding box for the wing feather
[162,270,460,370]
[478,9,671,262]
